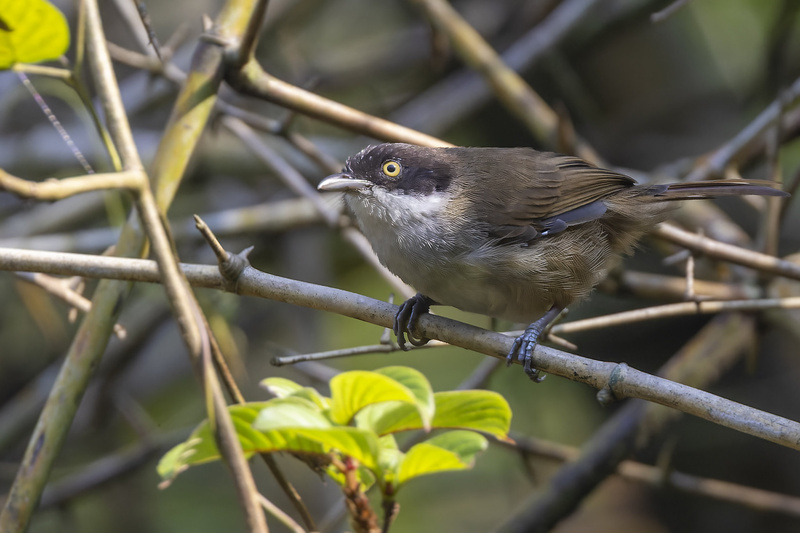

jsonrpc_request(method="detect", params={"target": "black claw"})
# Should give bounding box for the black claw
[393,294,433,350]
[506,306,563,382]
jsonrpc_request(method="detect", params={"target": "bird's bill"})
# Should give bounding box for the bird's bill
[317,173,371,192]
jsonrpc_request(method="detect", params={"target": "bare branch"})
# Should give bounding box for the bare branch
[228,60,451,147]
[655,223,800,281]
[2,247,800,451]
[0,168,142,199]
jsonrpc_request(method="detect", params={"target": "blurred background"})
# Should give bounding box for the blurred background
[2,0,800,531]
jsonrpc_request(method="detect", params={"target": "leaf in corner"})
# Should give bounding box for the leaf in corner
[0,0,70,69]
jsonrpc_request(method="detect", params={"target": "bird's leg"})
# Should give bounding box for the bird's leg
[394,293,435,350]
[507,305,564,382]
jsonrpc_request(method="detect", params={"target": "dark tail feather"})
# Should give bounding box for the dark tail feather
[650,179,789,200]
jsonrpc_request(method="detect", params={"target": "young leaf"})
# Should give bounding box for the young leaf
[395,430,488,487]
[329,370,421,425]
[431,391,511,440]
[0,0,70,68]
[423,430,488,465]
[374,366,434,429]
[158,401,382,485]
[260,377,330,410]
[356,390,512,439]
[158,402,271,483]
[252,398,332,429]
[289,427,381,471]
[355,401,420,436]
[259,377,304,397]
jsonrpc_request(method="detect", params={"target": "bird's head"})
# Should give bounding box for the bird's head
[317,143,455,197]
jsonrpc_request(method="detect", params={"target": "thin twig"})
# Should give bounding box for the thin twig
[194,217,317,532]
[654,223,800,281]
[258,494,307,533]
[14,272,126,338]
[271,341,445,366]
[650,0,691,23]
[604,270,759,302]
[551,295,800,336]
[684,74,800,182]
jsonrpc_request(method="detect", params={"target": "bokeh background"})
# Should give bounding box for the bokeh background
[2,0,800,531]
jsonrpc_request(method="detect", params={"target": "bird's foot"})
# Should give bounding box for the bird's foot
[507,324,546,382]
[394,293,434,350]
[506,306,564,382]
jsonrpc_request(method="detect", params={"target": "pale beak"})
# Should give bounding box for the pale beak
[317,173,371,192]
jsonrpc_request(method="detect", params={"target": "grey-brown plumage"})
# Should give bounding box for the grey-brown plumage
[318,143,788,380]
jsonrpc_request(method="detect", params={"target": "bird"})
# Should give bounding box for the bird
[317,143,788,381]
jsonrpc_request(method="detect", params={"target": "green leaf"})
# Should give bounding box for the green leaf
[158,401,382,485]
[157,402,271,483]
[289,427,381,471]
[356,390,511,439]
[423,430,488,465]
[252,398,382,470]
[431,391,512,440]
[395,431,487,487]
[252,398,331,429]
[396,445,464,485]
[260,377,330,410]
[259,377,304,397]
[355,401,419,436]
[374,366,434,430]
[0,0,70,68]
[329,370,420,425]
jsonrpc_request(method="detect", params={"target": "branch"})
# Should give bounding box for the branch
[0,168,142,199]
[228,59,451,147]
[14,272,126,339]
[654,223,800,281]
[684,74,800,181]
[2,246,800,451]
[552,295,800,336]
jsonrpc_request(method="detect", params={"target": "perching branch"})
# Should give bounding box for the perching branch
[2,246,800,451]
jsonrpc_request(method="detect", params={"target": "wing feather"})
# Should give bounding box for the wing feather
[462,150,635,244]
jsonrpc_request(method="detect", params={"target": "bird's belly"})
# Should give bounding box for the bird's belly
[421,270,553,324]
[382,245,557,324]
[377,232,611,324]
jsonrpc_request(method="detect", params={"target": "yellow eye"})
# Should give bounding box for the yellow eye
[382,160,401,177]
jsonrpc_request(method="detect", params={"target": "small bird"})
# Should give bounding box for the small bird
[318,143,788,380]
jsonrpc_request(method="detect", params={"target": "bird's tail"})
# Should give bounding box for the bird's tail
[648,179,789,200]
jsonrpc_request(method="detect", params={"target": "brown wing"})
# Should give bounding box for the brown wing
[465,150,636,244]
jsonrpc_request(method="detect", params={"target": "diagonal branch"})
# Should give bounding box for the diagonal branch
[2,246,800,451]
[654,223,800,281]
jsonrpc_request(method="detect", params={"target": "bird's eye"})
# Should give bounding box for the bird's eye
[382,160,401,177]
